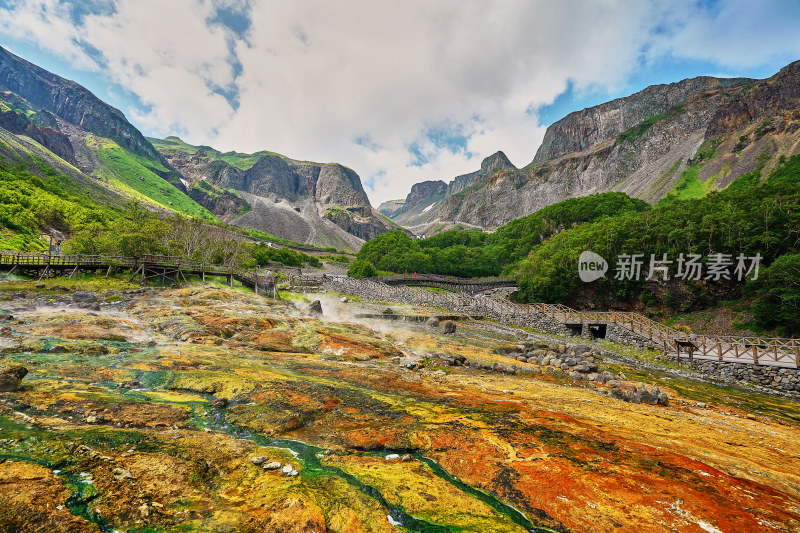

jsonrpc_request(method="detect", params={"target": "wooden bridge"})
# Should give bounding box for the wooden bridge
[0,251,277,296]
[371,274,518,295]
[324,276,799,368]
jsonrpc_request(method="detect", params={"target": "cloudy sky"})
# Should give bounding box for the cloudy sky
[1,1,799,206]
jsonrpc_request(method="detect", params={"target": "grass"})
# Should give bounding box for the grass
[0,230,47,252]
[598,340,684,371]
[90,136,215,220]
[617,105,684,144]
[0,272,141,293]
[148,136,286,170]
[659,137,724,203]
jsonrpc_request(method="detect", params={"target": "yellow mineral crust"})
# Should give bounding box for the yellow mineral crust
[0,285,798,532]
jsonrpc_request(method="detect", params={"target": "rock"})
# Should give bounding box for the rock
[697,402,707,409]
[250,456,270,465]
[112,467,133,481]
[572,344,592,356]
[281,464,296,475]
[442,321,456,335]
[657,393,670,406]
[262,461,282,470]
[385,453,400,460]
[637,389,659,405]
[72,291,98,305]
[574,364,591,373]
[308,300,323,316]
[211,398,228,408]
[0,364,28,391]
[427,317,440,327]
[51,285,69,292]
[400,454,413,462]
[609,388,626,400]
[118,380,141,390]
[558,344,566,354]
[382,307,395,316]
[48,345,69,354]
[606,380,620,387]
[340,297,349,303]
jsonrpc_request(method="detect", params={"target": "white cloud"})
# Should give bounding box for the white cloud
[0,0,98,70]
[1,0,799,206]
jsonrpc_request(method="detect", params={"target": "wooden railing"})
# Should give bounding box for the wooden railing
[0,251,275,290]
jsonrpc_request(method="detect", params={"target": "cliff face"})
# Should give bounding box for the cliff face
[388,62,800,234]
[532,77,751,162]
[156,138,398,250]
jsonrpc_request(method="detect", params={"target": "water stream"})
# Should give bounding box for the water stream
[4,362,559,532]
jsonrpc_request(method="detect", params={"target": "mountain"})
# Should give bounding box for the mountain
[387,151,516,235]
[385,61,800,233]
[0,45,394,251]
[150,137,400,250]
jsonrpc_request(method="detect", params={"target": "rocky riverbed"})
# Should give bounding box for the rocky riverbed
[0,282,799,532]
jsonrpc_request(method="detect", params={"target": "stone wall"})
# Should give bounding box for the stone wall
[689,359,800,396]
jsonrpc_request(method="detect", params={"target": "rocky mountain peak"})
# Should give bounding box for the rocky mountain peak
[480,151,515,173]
[0,45,165,165]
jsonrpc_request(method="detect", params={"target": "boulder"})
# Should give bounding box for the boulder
[557,344,566,354]
[0,364,28,391]
[657,393,670,406]
[263,461,282,470]
[572,344,592,356]
[442,321,457,334]
[308,300,323,316]
[251,456,270,465]
[211,398,229,408]
[637,388,659,405]
[72,291,98,305]
[427,317,440,327]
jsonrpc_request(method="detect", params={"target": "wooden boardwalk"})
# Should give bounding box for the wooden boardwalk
[0,251,277,296]
[371,274,517,295]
